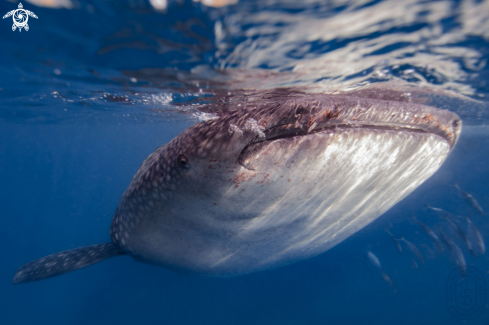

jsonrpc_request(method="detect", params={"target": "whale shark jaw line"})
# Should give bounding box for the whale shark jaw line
[239,96,461,170]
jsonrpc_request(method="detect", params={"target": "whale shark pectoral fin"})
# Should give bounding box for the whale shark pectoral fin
[13,243,125,284]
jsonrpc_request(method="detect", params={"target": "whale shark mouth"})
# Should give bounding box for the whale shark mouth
[259,122,455,143]
[221,97,462,275]
[239,96,461,169]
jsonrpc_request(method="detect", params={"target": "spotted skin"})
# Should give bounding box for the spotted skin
[13,90,462,283]
[13,243,124,284]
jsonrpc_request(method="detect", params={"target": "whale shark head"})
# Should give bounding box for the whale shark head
[109,91,460,276]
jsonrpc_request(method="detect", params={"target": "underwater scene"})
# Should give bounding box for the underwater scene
[1,0,489,324]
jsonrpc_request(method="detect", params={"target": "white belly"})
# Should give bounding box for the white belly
[127,128,450,276]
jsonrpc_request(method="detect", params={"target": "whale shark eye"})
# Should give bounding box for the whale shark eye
[178,155,190,169]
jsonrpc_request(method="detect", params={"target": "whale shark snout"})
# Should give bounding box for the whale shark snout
[13,90,461,283]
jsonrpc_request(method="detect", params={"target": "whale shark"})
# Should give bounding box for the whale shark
[13,90,461,283]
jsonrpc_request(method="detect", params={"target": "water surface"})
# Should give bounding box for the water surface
[1,0,489,324]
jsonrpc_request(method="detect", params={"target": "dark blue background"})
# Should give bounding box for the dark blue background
[1,0,488,324]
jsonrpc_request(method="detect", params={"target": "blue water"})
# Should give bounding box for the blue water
[1,0,489,324]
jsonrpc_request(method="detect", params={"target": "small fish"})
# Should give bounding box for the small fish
[367,251,381,270]
[438,228,453,252]
[359,255,376,282]
[450,240,467,277]
[429,205,459,220]
[421,243,435,259]
[400,237,425,263]
[380,271,397,293]
[465,216,485,255]
[385,228,402,253]
[412,214,443,253]
[411,259,418,269]
[443,215,477,257]
[455,185,483,216]
[427,204,449,218]
[439,229,467,277]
